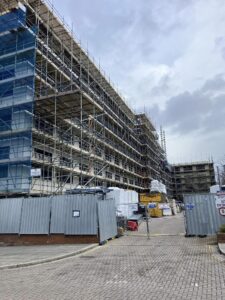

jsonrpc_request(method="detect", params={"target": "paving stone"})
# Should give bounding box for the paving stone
[0,214,224,299]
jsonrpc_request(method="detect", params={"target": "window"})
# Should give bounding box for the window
[106,171,112,179]
[34,148,52,162]
[94,164,103,176]
[94,147,102,157]
[196,164,205,171]
[60,156,71,167]
[0,165,8,178]
[114,156,120,165]
[79,164,88,172]
[0,108,12,131]
[42,168,52,180]
[0,146,10,160]
[105,152,112,162]
[129,165,133,172]
[183,166,192,171]
[115,174,120,181]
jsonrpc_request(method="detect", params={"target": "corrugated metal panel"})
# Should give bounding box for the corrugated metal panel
[65,194,97,235]
[98,198,117,243]
[184,194,225,235]
[0,198,23,233]
[50,195,66,234]
[20,197,50,234]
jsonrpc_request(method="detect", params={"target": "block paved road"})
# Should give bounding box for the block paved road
[1,214,225,300]
[130,213,186,236]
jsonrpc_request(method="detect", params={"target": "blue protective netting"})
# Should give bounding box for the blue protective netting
[0,7,36,193]
[0,8,26,34]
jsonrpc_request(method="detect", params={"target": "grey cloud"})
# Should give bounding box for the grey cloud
[163,91,211,134]
[214,36,225,62]
[202,93,225,132]
[146,74,225,135]
[201,74,225,93]
[215,36,225,47]
[150,74,170,96]
[54,0,192,71]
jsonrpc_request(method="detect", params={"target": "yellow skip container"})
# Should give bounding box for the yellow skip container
[139,193,162,204]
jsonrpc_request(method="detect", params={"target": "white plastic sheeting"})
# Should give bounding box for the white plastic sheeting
[150,180,167,194]
[163,208,172,216]
[107,188,138,218]
[210,185,220,194]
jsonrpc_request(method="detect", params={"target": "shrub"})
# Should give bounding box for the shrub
[219,224,225,233]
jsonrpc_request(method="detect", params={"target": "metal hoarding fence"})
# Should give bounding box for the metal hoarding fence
[20,197,51,234]
[50,195,66,234]
[98,198,117,243]
[0,194,117,242]
[0,198,23,233]
[184,193,225,236]
[65,194,98,235]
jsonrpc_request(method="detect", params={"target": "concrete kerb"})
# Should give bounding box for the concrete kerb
[218,243,225,256]
[0,244,99,270]
[124,233,185,237]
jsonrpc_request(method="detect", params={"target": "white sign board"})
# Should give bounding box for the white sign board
[185,203,195,210]
[72,210,80,217]
[30,168,41,177]
[215,193,225,209]
[158,203,170,209]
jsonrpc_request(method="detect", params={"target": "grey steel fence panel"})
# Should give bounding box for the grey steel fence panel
[0,198,23,233]
[65,194,97,235]
[50,195,66,234]
[184,194,225,235]
[20,197,51,234]
[98,198,117,243]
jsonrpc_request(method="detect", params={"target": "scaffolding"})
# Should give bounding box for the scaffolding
[0,0,173,197]
[172,161,216,201]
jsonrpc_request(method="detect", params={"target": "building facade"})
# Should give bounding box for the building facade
[172,161,216,201]
[0,0,172,197]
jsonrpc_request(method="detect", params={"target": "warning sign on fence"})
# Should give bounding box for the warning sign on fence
[215,192,225,216]
[219,207,225,216]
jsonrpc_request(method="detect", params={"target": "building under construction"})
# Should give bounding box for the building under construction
[0,0,172,196]
[172,161,216,201]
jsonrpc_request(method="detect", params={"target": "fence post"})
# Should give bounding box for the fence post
[145,205,150,240]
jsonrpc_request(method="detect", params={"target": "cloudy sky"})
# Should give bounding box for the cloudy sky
[53,0,225,164]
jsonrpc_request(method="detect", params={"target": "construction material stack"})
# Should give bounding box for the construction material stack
[107,188,138,219]
[139,180,172,217]
[139,193,163,217]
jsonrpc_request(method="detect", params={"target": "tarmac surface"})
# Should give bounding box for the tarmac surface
[1,213,225,300]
